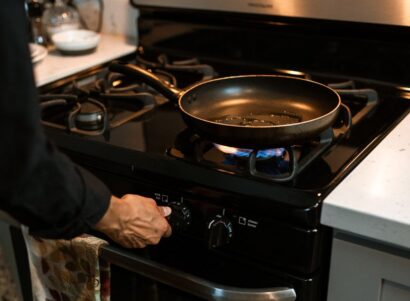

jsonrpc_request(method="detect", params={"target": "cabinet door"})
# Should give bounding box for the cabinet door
[327,236,410,301]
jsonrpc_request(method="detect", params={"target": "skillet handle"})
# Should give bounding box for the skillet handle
[334,103,352,138]
[109,62,182,103]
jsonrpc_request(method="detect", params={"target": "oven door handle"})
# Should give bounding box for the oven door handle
[100,245,296,301]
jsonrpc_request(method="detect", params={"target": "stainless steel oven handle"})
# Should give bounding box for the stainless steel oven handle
[100,245,296,301]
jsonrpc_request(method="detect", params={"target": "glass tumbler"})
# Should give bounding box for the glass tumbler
[42,0,81,38]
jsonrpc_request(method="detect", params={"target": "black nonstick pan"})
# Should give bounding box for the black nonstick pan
[110,63,349,149]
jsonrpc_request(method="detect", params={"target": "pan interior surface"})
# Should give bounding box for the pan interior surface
[181,76,339,127]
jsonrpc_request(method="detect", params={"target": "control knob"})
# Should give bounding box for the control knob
[167,202,192,232]
[208,215,233,248]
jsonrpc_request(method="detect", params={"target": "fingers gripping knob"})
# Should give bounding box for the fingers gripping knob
[166,202,192,232]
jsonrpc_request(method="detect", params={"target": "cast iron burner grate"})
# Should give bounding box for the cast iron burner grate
[39,92,156,136]
[39,56,217,136]
[168,127,335,182]
[136,49,218,84]
[168,81,379,182]
[38,63,176,136]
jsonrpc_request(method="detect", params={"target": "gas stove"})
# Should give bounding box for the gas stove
[40,52,407,192]
[39,4,410,301]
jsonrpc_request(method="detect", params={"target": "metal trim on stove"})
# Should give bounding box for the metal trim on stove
[131,0,410,27]
[101,245,297,301]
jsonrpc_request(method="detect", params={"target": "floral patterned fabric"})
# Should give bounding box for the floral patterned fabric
[0,246,20,301]
[23,233,110,301]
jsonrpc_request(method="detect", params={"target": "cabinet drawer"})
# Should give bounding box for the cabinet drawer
[327,235,410,301]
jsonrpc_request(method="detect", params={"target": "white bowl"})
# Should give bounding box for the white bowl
[51,29,100,53]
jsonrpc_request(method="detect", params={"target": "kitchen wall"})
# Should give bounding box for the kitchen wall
[101,0,139,40]
[73,0,139,38]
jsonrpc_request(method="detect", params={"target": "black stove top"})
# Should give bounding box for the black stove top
[41,53,409,207]
[37,7,410,233]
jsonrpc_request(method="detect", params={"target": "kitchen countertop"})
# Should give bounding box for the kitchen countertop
[321,112,410,250]
[34,34,136,87]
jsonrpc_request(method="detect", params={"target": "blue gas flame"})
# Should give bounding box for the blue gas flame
[214,144,285,159]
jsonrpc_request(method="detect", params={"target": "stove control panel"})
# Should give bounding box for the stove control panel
[152,191,236,244]
[109,184,321,273]
[145,189,320,273]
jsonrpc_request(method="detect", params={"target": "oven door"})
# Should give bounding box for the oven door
[102,242,296,301]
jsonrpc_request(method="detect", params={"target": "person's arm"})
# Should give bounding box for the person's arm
[0,0,110,238]
[0,0,172,246]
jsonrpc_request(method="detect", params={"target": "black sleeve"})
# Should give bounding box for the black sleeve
[0,0,111,239]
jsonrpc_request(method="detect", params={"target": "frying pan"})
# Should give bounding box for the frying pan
[110,63,349,149]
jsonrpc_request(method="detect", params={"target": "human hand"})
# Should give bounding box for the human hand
[94,194,172,248]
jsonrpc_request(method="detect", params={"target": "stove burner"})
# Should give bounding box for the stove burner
[169,125,344,182]
[75,101,105,130]
[39,61,170,136]
[39,96,109,136]
[214,144,286,160]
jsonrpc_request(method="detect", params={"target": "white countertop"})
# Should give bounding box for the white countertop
[321,112,410,249]
[34,34,136,87]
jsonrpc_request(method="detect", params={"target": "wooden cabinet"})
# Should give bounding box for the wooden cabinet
[327,232,410,301]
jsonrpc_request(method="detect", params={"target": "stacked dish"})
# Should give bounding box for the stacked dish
[30,43,48,64]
